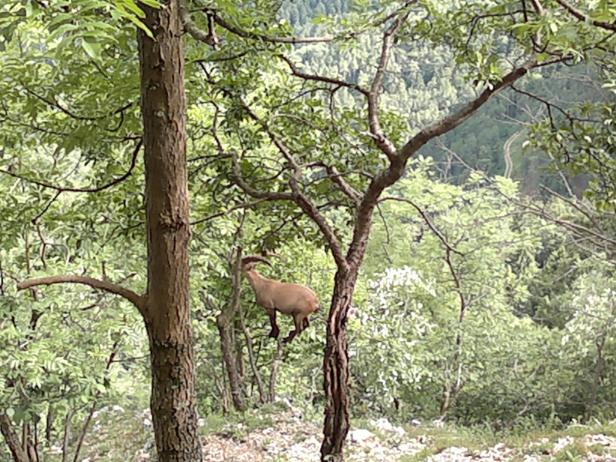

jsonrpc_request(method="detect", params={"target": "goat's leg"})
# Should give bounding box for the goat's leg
[283,315,303,344]
[302,317,310,330]
[267,309,280,339]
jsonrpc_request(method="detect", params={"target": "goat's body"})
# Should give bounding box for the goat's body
[243,266,319,342]
[247,273,319,315]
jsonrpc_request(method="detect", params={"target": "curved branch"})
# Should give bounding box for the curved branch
[230,151,294,201]
[379,196,463,256]
[0,139,142,193]
[368,11,410,159]
[210,10,334,44]
[180,2,219,47]
[346,60,538,265]
[306,162,361,204]
[233,101,348,269]
[278,55,369,96]
[22,85,134,123]
[555,0,616,32]
[17,275,146,315]
[398,60,536,161]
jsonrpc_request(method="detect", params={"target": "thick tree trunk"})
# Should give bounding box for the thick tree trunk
[0,413,28,462]
[138,1,203,461]
[321,268,359,462]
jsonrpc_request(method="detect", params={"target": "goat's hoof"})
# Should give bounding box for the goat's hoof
[282,336,293,344]
[268,330,279,339]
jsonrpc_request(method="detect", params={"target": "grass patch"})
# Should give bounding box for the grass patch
[553,440,589,461]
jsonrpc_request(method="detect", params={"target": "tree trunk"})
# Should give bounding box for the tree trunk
[61,410,73,462]
[44,406,53,447]
[234,319,245,381]
[217,316,247,411]
[214,248,246,411]
[138,1,202,461]
[238,307,267,404]
[321,268,358,462]
[268,339,284,402]
[0,413,29,462]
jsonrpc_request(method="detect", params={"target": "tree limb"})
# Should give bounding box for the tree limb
[16,275,146,315]
[306,161,362,204]
[234,101,348,269]
[180,2,219,47]
[230,151,294,201]
[277,55,368,96]
[210,10,334,44]
[379,196,463,256]
[398,60,536,161]
[555,0,616,32]
[367,12,409,159]
[347,60,536,265]
[0,139,142,193]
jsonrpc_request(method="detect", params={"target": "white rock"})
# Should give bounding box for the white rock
[371,417,406,437]
[48,445,63,455]
[431,418,446,428]
[428,446,469,462]
[586,433,616,447]
[553,436,573,452]
[111,405,125,413]
[198,418,206,427]
[349,429,374,443]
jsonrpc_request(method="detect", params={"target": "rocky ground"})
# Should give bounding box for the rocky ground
[196,407,616,462]
[39,404,616,461]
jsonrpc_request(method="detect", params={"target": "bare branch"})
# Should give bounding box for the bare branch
[16,275,146,314]
[210,9,334,44]
[278,55,368,96]
[379,196,463,256]
[22,85,134,124]
[191,199,268,225]
[306,161,362,204]
[31,190,62,224]
[0,139,142,193]
[234,100,348,268]
[368,12,410,159]
[230,151,294,201]
[555,0,616,32]
[398,60,536,161]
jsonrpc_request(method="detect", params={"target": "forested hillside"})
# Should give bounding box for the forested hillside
[280,0,608,195]
[0,1,615,461]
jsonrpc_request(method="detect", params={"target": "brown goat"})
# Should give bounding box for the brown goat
[241,255,320,343]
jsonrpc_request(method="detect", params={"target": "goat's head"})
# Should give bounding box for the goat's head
[241,255,272,272]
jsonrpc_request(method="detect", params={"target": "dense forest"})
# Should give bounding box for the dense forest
[0,0,615,461]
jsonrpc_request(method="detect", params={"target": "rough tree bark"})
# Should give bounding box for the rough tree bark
[212,248,246,411]
[15,1,207,461]
[138,1,203,460]
[0,413,28,462]
[321,268,359,462]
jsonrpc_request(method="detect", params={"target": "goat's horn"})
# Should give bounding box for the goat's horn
[241,255,272,267]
